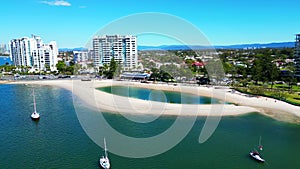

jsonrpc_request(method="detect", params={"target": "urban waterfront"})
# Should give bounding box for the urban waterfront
[1,84,300,168]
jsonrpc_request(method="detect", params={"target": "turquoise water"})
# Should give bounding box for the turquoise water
[98,86,224,104]
[0,56,11,65]
[1,84,300,168]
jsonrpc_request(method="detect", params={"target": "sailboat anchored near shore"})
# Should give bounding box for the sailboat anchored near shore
[249,136,265,162]
[99,138,110,169]
[30,89,40,120]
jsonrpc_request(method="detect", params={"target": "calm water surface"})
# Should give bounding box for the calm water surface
[98,86,225,104]
[0,56,11,65]
[1,84,300,168]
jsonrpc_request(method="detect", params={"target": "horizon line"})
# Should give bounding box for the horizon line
[57,41,295,49]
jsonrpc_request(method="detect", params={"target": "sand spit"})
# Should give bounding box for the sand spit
[7,79,300,123]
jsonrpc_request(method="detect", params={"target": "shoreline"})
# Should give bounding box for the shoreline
[4,79,300,123]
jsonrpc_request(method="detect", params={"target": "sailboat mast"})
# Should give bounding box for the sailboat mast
[259,136,261,145]
[104,138,108,158]
[33,89,37,113]
[258,136,263,150]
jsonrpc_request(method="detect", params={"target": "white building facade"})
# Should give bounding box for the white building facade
[9,35,58,72]
[295,34,300,77]
[0,44,8,54]
[73,51,89,63]
[93,35,138,69]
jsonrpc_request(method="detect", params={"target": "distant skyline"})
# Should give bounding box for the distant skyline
[1,0,299,48]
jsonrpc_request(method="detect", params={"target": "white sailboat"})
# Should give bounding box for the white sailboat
[99,138,110,169]
[249,136,265,162]
[249,150,265,162]
[30,89,40,120]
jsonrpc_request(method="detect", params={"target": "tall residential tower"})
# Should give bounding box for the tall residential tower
[93,35,138,69]
[0,44,8,54]
[9,35,58,72]
[294,34,300,77]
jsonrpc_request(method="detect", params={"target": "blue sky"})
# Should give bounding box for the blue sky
[1,0,299,48]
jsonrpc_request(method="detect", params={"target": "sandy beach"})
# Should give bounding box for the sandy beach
[5,79,300,123]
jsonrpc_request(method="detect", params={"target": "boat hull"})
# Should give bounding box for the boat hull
[99,157,110,169]
[250,152,265,162]
[31,116,40,120]
[31,112,40,120]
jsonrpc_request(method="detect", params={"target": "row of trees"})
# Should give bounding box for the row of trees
[139,48,292,85]
[171,48,296,86]
[223,53,294,88]
[0,60,77,75]
[251,54,279,86]
[55,60,78,75]
[0,53,9,56]
[0,63,15,73]
[1,57,119,77]
[148,68,175,82]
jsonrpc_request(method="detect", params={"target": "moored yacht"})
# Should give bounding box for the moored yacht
[31,89,40,120]
[99,138,110,169]
[249,151,265,162]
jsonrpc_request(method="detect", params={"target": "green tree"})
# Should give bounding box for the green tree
[251,57,263,84]
[160,64,180,79]
[66,65,74,75]
[73,63,81,75]
[98,65,104,76]
[149,68,160,82]
[56,61,67,73]
[104,58,118,79]
[101,64,109,77]
[160,70,174,82]
[251,54,279,87]
[115,61,123,78]
[45,64,50,72]
[0,64,16,72]
[282,70,296,92]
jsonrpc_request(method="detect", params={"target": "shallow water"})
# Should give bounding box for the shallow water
[98,85,224,104]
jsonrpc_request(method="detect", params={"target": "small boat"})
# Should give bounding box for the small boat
[99,138,110,169]
[31,89,40,120]
[249,151,265,162]
[81,77,91,81]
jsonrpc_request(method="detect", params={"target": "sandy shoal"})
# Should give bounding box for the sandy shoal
[7,79,300,123]
[0,80,10,84]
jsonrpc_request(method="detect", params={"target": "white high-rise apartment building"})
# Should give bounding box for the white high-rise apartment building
[294,34,300,77]
[9,35,58,72]
[73,51,89,63]
[93,35,138,69]
[0,44,8,54]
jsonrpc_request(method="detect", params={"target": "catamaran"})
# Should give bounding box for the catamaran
[99,138,110,169]
[30,89,40,120]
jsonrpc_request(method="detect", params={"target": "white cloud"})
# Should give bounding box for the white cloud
[41,0,71,7]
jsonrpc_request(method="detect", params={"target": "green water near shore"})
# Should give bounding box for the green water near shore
[98,85,225,104]
[1,84,300,168]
